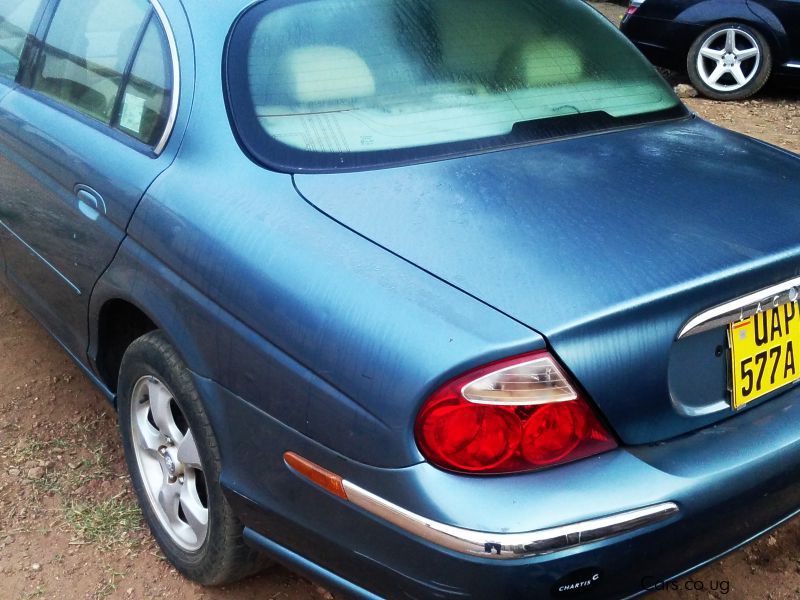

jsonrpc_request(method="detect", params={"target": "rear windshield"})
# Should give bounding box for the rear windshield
[226,0,684,172]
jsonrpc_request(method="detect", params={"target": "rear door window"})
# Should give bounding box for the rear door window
[31,0,150,124]
[0,0,42,79]
[28,0,174,148]
[115,17,173,146]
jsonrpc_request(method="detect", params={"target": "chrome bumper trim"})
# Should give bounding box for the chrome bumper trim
[785,62,800,69]
[343,480,678,560]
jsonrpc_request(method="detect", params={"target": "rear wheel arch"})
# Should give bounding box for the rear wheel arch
[745,1,791,57]
[683,15,780,55]
[674,0,783,59]
[88,248,222,406]
[95,298,159,393]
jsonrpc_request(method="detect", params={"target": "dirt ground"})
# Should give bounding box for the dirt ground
[1,5,800,599]
[0,290,323,598]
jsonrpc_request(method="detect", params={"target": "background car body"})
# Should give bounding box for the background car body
[2,0,800,598]
[621,0,800,74]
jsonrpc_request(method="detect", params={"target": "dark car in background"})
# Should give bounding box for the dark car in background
[621,0,800,99]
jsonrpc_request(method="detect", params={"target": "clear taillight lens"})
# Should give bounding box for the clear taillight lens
[415,351,617,474]
[461,355,577,405]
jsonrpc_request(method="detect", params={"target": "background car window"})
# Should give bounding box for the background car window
[31,0,150,125]
[0,0,41,79]
[115,18,172,146]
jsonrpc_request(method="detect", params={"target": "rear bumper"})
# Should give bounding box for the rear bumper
[340,481,678,560]
[196,373,800,599]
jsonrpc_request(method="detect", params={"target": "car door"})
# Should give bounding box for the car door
[749,0,800,62]
[0,0,178,358]
[0,0,49,277]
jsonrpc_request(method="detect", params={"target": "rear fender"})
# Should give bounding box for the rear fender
[746,1,791,59]
[676,0,758,25]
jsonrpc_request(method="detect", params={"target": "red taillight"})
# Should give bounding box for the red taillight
[626,1,643,16]
[415,351,616,474]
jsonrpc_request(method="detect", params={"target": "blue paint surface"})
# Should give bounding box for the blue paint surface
[2,0,800,597]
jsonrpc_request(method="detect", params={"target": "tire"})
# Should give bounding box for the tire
[118,331,268,585]
[687,22,772,101]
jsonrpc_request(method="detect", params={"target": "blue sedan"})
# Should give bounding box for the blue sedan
[622,0,800,99]
[1,0,800,597]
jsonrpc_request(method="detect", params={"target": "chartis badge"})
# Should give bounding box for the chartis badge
[551,568,603,596]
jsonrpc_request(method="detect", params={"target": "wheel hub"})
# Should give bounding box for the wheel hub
[723,53,736,67]
[163,446,184,478]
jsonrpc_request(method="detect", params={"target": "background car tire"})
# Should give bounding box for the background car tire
[118,331,269,585]
[687,22,772,101]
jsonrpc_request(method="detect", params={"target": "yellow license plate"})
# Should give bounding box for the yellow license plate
[729,302,800,409]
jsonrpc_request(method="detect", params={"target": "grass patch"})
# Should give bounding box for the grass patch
[31,471,62,496]
[64,496,142,551]
[14,429,117,491]
[12,436,113,497]
[83,444,114,475]
[6,429,140,549]
[19,587,47,600]
[15,435,71,456]
[93,567,126,599]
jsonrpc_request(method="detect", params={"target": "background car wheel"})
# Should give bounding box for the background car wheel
[687,23,772,101]
[118,331,268,585]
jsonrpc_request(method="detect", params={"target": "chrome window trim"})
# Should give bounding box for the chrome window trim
[150,0,180,155]
[677,275,800,340]
[342,480,678,560]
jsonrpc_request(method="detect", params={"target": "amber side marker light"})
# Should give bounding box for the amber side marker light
[284,452,348,500]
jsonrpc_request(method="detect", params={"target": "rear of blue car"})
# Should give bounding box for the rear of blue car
[217,383,800,598]
[4,0,800,597]
[209,0,800,597]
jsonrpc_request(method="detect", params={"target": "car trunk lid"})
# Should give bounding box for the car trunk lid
[294,117,800,444]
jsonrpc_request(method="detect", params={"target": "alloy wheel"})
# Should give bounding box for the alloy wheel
[696,28,761,93]
[130,375,209,551]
